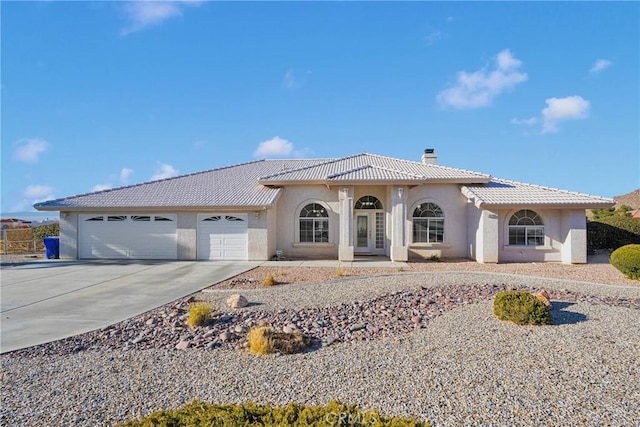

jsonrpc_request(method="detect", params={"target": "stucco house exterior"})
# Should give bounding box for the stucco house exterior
[34,151,614,263]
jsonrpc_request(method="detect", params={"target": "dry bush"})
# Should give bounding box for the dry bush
[247,326,311,355]
[187,302,212,327]
[262,273,276,287]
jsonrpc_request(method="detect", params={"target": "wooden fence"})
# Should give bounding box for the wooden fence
[1,228,45,254]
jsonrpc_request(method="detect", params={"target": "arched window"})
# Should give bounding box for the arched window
[412,202,444,243]
[354,195,383,210]
[508,210,544,246]
[299,203,329,243]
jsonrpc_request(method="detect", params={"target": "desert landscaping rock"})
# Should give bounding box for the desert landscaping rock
[1,269,639,426]
[226,294,249,309]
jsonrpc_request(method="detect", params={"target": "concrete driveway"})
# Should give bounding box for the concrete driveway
[0,260,259,353]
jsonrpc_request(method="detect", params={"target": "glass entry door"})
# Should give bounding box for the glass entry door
[354,212,384,254]
[355,214,371,252]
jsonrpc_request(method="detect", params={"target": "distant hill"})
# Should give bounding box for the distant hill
[0,211,59,223]
[614,189,640,209]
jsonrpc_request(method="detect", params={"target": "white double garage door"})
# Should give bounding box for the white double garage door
[79,213,248,260]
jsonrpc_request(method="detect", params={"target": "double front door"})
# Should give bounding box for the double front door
[354,211,385,254]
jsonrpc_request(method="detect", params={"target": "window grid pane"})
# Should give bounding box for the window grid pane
[413,219,428,243]
[300,219,313,243]
[430,219,444,243]
[508,210,544,246]
[509,227,526,245]
[375,212,384,249]
[527,227,544,246]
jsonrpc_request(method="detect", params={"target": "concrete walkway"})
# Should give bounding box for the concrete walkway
[0,260,259,353]
[260,256,410,269]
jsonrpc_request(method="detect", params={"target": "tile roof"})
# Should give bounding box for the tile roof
[34,159,329,210]
[259,153,491,184]
[34,153,614,211]
[461,179,615,208]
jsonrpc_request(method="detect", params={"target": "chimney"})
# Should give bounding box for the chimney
[421,148,437,165]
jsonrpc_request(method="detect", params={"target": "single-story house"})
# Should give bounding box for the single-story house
[34,150,614,263]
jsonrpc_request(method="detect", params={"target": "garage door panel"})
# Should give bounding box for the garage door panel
[198,214,248,260]
[79,214,177,260]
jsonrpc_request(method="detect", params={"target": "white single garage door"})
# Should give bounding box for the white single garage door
[197,214,248,260]
[79,214,177,259]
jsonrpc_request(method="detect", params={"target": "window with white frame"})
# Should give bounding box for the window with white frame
[299,203,329,243]
[508,210,544,246]
[412,202,444,243]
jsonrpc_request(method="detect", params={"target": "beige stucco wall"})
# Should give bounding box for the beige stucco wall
[497,208,564,262]
[561,209,587,263]
[275,186,340,259]
[406,184,469,259]
[247,210,269,260]
[59,212,78,259]
[52,194,590,264]
[177,213,197,260]
[266,208,278,260]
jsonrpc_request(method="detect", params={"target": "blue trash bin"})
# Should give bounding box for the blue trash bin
[43,236,60,259]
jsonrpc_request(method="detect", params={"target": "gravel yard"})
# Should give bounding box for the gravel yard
[1,255,639,426]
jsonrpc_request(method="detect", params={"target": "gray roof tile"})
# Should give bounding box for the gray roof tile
[34,153,613,211]
[461,179,615,208]
[259,153,491,183]
[35,159,329,210]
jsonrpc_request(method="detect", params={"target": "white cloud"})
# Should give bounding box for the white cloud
[510,117,538,126]
[437,49,528,109]
[282,69,312,90]
[120,1,202,36]
[541,96,590,134]
[589,59,612,74]
[151,163,179,181]
[425,30,442,46]
[92,184,112,192]
[253,136,295,158]
[20,184,55,208]
[24,184,54,199]
[120,167,134,183]
[13,138,50,163]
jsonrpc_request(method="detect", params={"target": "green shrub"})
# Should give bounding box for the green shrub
[494,291,553,326]
[187,302,212,327]
[31,223,60,242]
[247,326,311,355]
[587,215,640,250]
[119,400,429,426]
[610,244,640,280]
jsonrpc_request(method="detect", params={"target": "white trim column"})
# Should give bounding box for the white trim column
[338,186,354,261]
[476,209,499,263]
[390,186,408,261]
[561,209,587,264]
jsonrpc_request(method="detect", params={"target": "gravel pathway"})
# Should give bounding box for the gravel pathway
[2,272,639,426]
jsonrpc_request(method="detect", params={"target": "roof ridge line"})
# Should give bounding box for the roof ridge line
[363,152,491,178]
[326,164,371,179]
[369,164,426,179]
[259,154,366,180]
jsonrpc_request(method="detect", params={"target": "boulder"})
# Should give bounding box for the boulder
[226,294,249,309]
[532,290,552,308]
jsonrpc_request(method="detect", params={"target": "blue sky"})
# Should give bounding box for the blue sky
[2,1,639,214]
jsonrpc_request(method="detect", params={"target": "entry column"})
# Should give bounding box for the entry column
[390,186,408,261]
[338,187,354,261]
